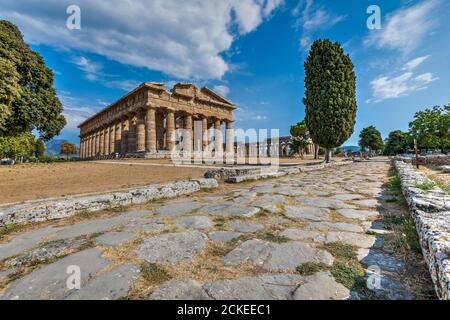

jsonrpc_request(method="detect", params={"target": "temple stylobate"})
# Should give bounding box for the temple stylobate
[78,82,236,160]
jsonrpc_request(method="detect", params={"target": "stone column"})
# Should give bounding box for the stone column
[95,131,100,156]
[166,110,175,151]
[184,114,193,155]
[104,126,110,155]
[115,121,122,155]
[136,112,146,152]
[128,115,137,153]
[214,119,223,160]
[121,118,129,155]
[109,124,115,154]
[226,121,234,163]
[202,118,208,153]
[145,107,157,152]
[87,135,92,158]
[99,129,105,156]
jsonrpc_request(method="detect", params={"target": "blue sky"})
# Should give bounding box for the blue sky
[1,0,449,146]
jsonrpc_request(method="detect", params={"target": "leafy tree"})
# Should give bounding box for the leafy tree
[383,130,410,156]
[409,105,450,152]
[34,138,46,157]
[304,39,357,163]
[0,131,36,161]
[359,126,384,155]
[290,120,311,158]
[0,20,66,140]
[60,142,77,160]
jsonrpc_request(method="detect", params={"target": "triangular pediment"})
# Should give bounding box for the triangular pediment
[199,87,235,108]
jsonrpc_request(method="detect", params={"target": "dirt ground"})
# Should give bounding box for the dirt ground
[0,161,206,205]
[418,165,450,193]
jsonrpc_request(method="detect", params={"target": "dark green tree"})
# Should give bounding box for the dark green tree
[383,130,410,156]
[290,120,310,158]
[304,39,357,163]
[409,105,449,152]
[0,20,66,140]
[0,131,36,161]
[359,126,384,155]
[34,138,46,157]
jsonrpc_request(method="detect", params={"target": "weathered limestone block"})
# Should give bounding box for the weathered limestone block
[0,179,218,227]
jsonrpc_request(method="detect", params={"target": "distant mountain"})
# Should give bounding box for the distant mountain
[45,139,79,157]
[341,145,360,152]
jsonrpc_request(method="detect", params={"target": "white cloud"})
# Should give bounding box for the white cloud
[0,0,283,80]
[71,56,102,81]
[213,85,230,97]
[370,70,439,102]
[364,0,440,54]
[293,0,346,50]
[402,55,430,71]
[234,105,268,123]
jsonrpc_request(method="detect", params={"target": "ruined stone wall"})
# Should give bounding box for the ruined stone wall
[396,155,450,166]
[394,160,450,299]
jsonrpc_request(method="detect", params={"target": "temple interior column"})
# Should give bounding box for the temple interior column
[128,115,137,153]
[225,121,234,163]
[100,129,105,156]
[201,118,208,154]
[146,107,156,152]
[114,121,121,155]
[104,127,110,155]
[95,131,100,156]
[121,118,129,155]
[136,112,146,152]
[156,112,165,151]
[184,114,193,154]
[109,124,115,154]
[166,110,175,151]
[214,119,223,160]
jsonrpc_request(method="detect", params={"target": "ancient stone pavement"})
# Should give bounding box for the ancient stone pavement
[0,160,420,300]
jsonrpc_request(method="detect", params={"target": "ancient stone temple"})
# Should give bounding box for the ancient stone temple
[78,82,236,159]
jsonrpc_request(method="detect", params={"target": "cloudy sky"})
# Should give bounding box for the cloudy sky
[1,0,449,146]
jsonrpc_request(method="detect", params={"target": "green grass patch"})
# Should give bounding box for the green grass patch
[213,217,227,230]
[322,242,358,260]
[296,262,330,276]
[330,260,365,289]
[258,233,289,243]
[0,223,26,241]
[140,262,172,285]
[415,181,436,191]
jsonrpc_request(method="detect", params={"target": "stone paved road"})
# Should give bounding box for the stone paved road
[0,160,421,300]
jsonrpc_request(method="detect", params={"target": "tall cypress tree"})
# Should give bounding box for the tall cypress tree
[304,39,357,162]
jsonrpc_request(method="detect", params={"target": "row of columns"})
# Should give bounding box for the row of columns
[80,107,233,159]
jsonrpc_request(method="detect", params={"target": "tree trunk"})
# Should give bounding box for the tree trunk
[314,143,319,159]
[324,148,331,163]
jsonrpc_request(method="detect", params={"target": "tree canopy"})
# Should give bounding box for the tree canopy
[60,141,77,159]
[290,120,310,158]
[383,130,411,156]
[359,126,384,154]
[304,39,357,162]
[0,20,66,140]
[408,105,449,151]
[0,131,36,160]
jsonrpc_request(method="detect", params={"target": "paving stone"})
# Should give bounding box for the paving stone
[362,221,392,235]
[352,199,379,208]
[358,249,405,273]
[5,238,87,267]
[363,271,413,300]
[271,187,308,196]
[308,221,364,233]
[208,231,242,243]
[0,249,109,300]
[325,232,376,248]
[284,206,331,221]
[293,272,350,300]
[332,194,366,201]
[228,221,264,233]
[0,269,14,279]
[155,201,203,216]
[280,229,326,243]
[337,209,378,221]
[123,218,165,233]
[54,210,150,240]
[135,231,206,265]
[175,216,213,229]
[0,226,60,261]
[96,232,136,246]
[150,279,211,300]
[198,203,260,217]
[295,197,355,209]
[224,239,333,271]
[204,274,305,300]
[65,264,140,300]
